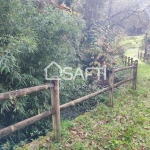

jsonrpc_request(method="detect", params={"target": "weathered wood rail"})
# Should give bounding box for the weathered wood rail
[0,57,138,141]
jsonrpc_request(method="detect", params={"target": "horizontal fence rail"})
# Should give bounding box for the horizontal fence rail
[60,86,111,111]
[0,84,54,101]
[0,109,55,138]
[114,66,135,73]
[0,57,138,142]
[114,77,134,87]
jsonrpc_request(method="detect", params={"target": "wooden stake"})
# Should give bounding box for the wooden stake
[125,56,127,66]
[108,68,114,107]
[133,60,138,90]
[130,58,133,76]
[51,77,61,141]
[145,32,148,55]
[128,57,131,66]
[122,55,124,64]
[140,52,142,59]
[143,53,146,62]
[131,58,133,66]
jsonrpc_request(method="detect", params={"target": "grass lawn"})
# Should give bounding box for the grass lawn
[17,37,150,150]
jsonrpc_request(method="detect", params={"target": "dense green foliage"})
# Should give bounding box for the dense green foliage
[0,0,85,148]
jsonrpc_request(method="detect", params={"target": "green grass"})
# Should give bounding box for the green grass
[119,35,144,50]
[17,37,150,150]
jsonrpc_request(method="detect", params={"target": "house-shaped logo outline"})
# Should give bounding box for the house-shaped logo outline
[44,62,62,80]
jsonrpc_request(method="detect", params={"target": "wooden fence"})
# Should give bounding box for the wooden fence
[0,56,138,141]
[138,52,150,62]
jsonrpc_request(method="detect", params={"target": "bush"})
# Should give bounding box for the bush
[0,0,85,148]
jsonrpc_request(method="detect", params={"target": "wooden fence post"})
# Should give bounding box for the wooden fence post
[122,55,125,65]
[130,58,134,76]
[121,55,124,64]
[140,52,142,59]
[133,61,138,90]
[145,53,148,62]
[108,68,114,107]
[145,32,148,55]
[128,57,131,66]
[51,77,61,141]
[143,53,146,62]
[131,58,133,66]
[125,56,127,66]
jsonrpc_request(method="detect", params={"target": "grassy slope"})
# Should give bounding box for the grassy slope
[18,36,150,150]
